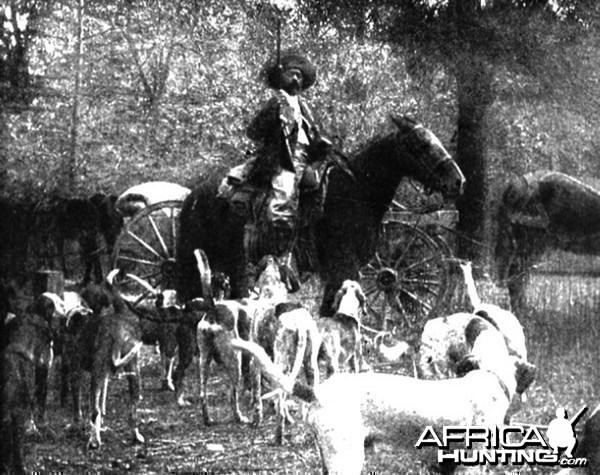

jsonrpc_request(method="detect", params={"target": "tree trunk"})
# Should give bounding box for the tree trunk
[454,54,494,262]
[68,0,84,194]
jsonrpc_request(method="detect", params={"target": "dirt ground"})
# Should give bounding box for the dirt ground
[24,343,438,474]
[18,271,600,474]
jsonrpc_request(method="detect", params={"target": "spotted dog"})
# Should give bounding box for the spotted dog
[317,280,366,376]
[232,316,536,474]
[66,272,146,449]
[193,251,299,425]
[270,306,320,443]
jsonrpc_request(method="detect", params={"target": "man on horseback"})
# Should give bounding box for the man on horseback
[246,51,332,252]
[218,51,332,266]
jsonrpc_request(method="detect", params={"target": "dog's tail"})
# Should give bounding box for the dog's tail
[230,338,317,403]
[459,261,483,311]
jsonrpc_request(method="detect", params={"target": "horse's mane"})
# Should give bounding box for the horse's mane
[347,130,397,167]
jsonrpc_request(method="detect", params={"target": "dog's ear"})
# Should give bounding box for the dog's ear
[353,282,367,313]
[257,255,273,273]
[66,309,87,333]
[456,354,480,377]
[279,264,300,293]
[81,286,112,314]
[245,262,258,282]
[274,301,302,318]
[464,316,491,347]
[514,359,536,394]
[34,294,58,320]
[332,286,344,312]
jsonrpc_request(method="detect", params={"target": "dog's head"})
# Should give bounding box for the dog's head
[514,358,536,395]
[81,284,113,315]
[63,290,93,332]
[460,316,536,400]
[253,255,299,298]
[461,316,510,369]
[211,272,231,300]
[156,289,179,309]
[34,292,67,335]
[332,280,366,325]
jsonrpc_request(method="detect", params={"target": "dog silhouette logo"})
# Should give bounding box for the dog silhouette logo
[546,406,587,458]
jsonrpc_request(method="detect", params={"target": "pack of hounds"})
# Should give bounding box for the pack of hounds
[0,256,598,474]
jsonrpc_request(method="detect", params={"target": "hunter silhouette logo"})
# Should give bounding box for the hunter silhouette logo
[547,406,586,459]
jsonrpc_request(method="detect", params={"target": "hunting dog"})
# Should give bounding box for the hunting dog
[194,251,300,425]
[419,261,528,381]
[1,292,65,474]
[459,260,527,360]
[65,271,145,449]
[129,289,180,392]
[269,306,320,444]
[232,316,536,474]
[171,265,257,407]
[317,280,366,376]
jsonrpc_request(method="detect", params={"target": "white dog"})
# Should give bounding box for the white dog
[232,316,536,474]
[419,262,528,381]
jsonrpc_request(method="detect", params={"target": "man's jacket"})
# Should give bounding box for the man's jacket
[246,93,323,185]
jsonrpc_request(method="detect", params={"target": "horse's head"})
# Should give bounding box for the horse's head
[494,174,539,285]
[391,115,465,199]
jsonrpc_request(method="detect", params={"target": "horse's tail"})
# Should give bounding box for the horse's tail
[230,338,317,404]
[176,187,209,302]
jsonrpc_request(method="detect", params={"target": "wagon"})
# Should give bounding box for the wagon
[359,205,458,331]
[110,181,458,329]
[110,181,191,304]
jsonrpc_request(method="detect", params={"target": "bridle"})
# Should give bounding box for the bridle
[395,123,456,195]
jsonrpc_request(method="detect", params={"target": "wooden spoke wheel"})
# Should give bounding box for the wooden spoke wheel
[359,222,452,332]
[111,200,183,305]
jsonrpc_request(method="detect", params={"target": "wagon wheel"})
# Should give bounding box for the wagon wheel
[111,200,183,305]
[359,222,452,333]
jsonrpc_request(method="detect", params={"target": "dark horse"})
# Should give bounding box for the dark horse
[172,116,464,400]
[495,170,600,311]
[177,115,465,311]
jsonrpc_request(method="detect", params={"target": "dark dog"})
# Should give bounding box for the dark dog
[130,290,180,392]
[64,273,145,449]
[173,253,297,410]
[0,293,65,474]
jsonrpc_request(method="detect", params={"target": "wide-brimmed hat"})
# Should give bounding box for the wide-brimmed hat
[262,51,317,91]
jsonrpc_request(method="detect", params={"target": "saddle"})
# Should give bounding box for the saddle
[217,159,330,274]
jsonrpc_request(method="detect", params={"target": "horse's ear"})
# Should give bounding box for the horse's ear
[390,114,417,133]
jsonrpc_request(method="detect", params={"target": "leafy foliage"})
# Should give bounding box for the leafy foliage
[2,0,600,263]
[1,0,455,204]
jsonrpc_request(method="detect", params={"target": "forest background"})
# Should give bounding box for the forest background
[2,0,600,271]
